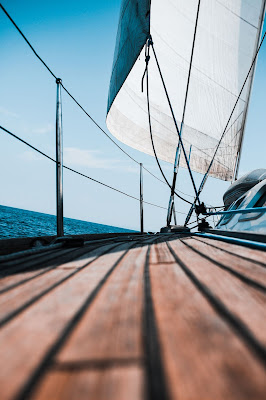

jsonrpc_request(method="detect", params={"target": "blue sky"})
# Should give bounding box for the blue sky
[0,0,265,232]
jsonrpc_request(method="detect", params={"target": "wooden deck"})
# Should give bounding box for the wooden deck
[0,233,266,400]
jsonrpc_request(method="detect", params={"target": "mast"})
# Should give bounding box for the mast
[233,0,266,180]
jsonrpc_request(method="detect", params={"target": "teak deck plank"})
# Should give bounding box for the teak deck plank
[168,239,266,347]
[0,245,108,326]
[0,266,54,293]
[56,245,146,362]
[0,269,76,325]
[32,245,147,399]
[34,366,143,400]
[0,243,131,399]
[149,241,266,400]
[195,236,266,266]
[0,246,104,295]
[183,237,266,288]
[0,235,265,400]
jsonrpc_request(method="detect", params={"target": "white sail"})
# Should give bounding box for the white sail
[107,0,265,181]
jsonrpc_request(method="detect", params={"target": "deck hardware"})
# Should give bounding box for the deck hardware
[195,202,207,216]
[198,218,210,231]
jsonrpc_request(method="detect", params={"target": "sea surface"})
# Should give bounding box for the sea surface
[0,205,136,239]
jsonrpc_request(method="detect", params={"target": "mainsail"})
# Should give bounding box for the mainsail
[107,0,266,181]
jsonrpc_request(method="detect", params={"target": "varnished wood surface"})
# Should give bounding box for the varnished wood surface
[0,234,265,400]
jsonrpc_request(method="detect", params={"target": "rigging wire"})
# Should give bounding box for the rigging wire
[166,0,201,223]
[0,2,195,203]
[142,165,195,198]
[186,214,214,226]
[185,30,266,225]
[60,84,140,165]
[63,81,194,203]
[172,0,201,181]
[0,125,188,215]
[0,125,56,163]
[0,4,57,80]
[180,0,201,131]
[150,40,201,205]
[145,41,214,209]
[145,43,193,206]
[188,212,217,230]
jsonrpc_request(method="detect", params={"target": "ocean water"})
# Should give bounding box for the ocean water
[0,205,136,239]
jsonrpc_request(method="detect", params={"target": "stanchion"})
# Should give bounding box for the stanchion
[140,163,144,233]
[56,78,63,236]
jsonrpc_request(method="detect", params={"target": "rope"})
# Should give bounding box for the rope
[0,125,187,215]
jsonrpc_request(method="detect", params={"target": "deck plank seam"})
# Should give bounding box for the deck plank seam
[0,238,122,271]
[190,237,266,268]
[0,247,69,270]
[142,242,171,400]
[0,234,144,262]
[0,248,86,294]
[180,239,266,293]
[166,241,266,367]
[14,241,141,400]
[0,250,63,276]
[0,244,63,264]
[0,246,86,277]
[0,242,127,329]
[0,243,115,295]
